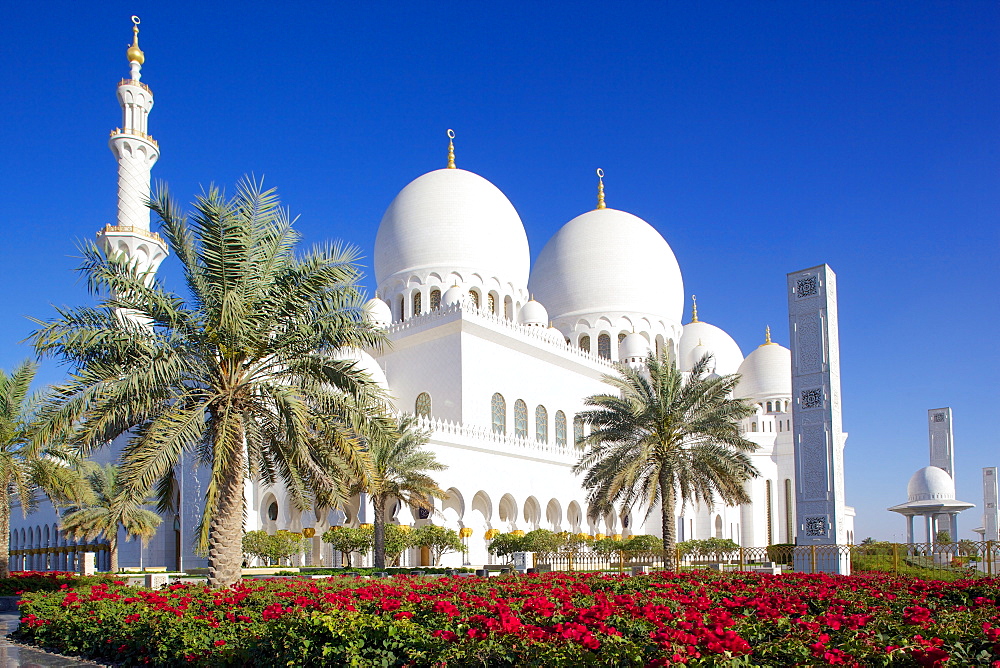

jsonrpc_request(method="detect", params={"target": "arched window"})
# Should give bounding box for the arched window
[751,422,757,432]
[597,333,611,359]
[766,401,772,412]
[469,290,480,309]
[555,411,567,447]
[430,289,441,310]
[415,392,431,417]
[573,415,584,449]
[491,393,506,435]
[399,296,405,322]
[579,335,591,353]
[488,293,497,314]
[514,400,528,439]
[618,332,627,344]
[765,480,774,545]
[535,405,548,443]
[413,291,422,316]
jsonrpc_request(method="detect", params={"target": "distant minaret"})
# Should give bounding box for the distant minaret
[984,467,999,542]
[97,16,168,278]
[928,408,954,478]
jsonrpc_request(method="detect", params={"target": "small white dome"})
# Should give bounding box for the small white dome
[519,299,548,327]
[735,343,791,400]
[619,332,651,362]
[338,348,389,391]
[374,168,530,290]
[679,321,744,375]
[907,466,956,502]
[528,208,684,324]
[442,285,465,307]
[365,298,392,329]
[545,326,565,344]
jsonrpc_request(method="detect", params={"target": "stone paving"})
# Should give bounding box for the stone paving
[0,611,103,667]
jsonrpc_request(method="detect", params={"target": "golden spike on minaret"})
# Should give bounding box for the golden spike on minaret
[127,15,145,65]
[596,168,606,209]
[690,295,699,323]
[446,129,456,169]
[760,325,776,347]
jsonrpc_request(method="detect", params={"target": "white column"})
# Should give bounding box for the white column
[906,515,914,544]
[788,265,850,574]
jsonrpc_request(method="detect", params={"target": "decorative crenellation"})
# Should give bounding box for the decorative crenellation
[384,300,618,369]
[413,414,580,464]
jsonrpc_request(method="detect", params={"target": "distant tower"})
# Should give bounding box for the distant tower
[97,16,168,278]
[787,264,850,574]
[928,408,954,478]
[984,468,999,542]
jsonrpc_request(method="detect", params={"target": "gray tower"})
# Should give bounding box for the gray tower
[787,264,850,574]
[984,467,999,542]
[928,408,954,478]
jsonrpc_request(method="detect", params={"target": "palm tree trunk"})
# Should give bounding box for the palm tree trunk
[373,493,385,570]
[0,492,10,578]
[109,531,119,573]
[659,473,676,570]
[206,437,246,588]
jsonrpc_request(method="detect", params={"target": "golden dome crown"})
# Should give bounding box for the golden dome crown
[127,16,145,65]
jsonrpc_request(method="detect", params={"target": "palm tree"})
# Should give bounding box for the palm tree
[60,464,161,573]
[0,361,89,578]
[354,414,446,570]
[573,352,760,568]
[30,178,391,586]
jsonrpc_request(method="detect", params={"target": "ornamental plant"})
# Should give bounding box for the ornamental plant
[11,571,1000,666]
[242,530,309,566]
[409,525,465,566]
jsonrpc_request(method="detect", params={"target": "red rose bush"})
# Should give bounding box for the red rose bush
[12,571,1000,666]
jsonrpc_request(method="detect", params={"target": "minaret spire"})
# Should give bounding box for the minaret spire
[690,295,698,322]
[446,129,456,168]
[98,16,168,283]
[596,168,606,209]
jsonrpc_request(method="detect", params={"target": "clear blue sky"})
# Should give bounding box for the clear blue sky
[1,2,997,541]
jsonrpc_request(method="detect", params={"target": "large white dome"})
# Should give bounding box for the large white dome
[907,466,956,502]
[374,168,530,290]
[528,208,684,324]
[678,321,744,376]
[735,342,791,400]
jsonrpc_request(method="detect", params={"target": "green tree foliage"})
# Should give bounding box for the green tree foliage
[573,352,759,567]
[322,526,373,567]
[410,525,465,566]
[242,529,310,566]
[30,178,393,587]
[677,538,740,560]
[0,361,90,578]
[351,415,445,570]
[486,533,528,563]
[60,464,161,573]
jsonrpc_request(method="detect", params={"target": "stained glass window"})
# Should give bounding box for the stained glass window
[430,289,441,310]
[488,293,497,314]
[413,292,422,316]
[618,332,627,344]
[598,334,611,359]
[469,291,480,309]
[784,478,793,542]
[514,400,528,439]
[765,480,774,545]
[399,296,405,322]
[491,393,506,435]
[573,416,584,449]
[535,405,548,443]
[555,411,567,447]
[415,392,431,417]
[579,335,590,353]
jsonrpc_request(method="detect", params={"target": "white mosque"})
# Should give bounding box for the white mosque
[8,20,855,572]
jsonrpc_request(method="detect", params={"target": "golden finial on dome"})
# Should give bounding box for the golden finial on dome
[446,129,456,169]
[690,295,698,323]
[596,168,606,209]
[761,325,776,346]
[127,16,145,65]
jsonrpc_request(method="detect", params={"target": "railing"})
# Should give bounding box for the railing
[532,541,998,578]
[414,414,582,462]
[109,127,159,148]
[118,78,152,94]
[97,224,166,245]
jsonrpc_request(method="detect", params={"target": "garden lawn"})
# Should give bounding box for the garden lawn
[11,571,1000,666]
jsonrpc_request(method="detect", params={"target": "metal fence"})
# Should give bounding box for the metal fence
[534,541,998,578]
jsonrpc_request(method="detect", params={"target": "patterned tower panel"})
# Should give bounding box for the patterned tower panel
[787,264,850,574]
[985,467,999,542]
[927,408,954,478]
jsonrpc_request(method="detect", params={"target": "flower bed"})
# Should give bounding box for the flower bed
[0,571,116,596]
[12,571,1000,666]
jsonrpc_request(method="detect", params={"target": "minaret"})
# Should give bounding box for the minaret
[97,16,168,279]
